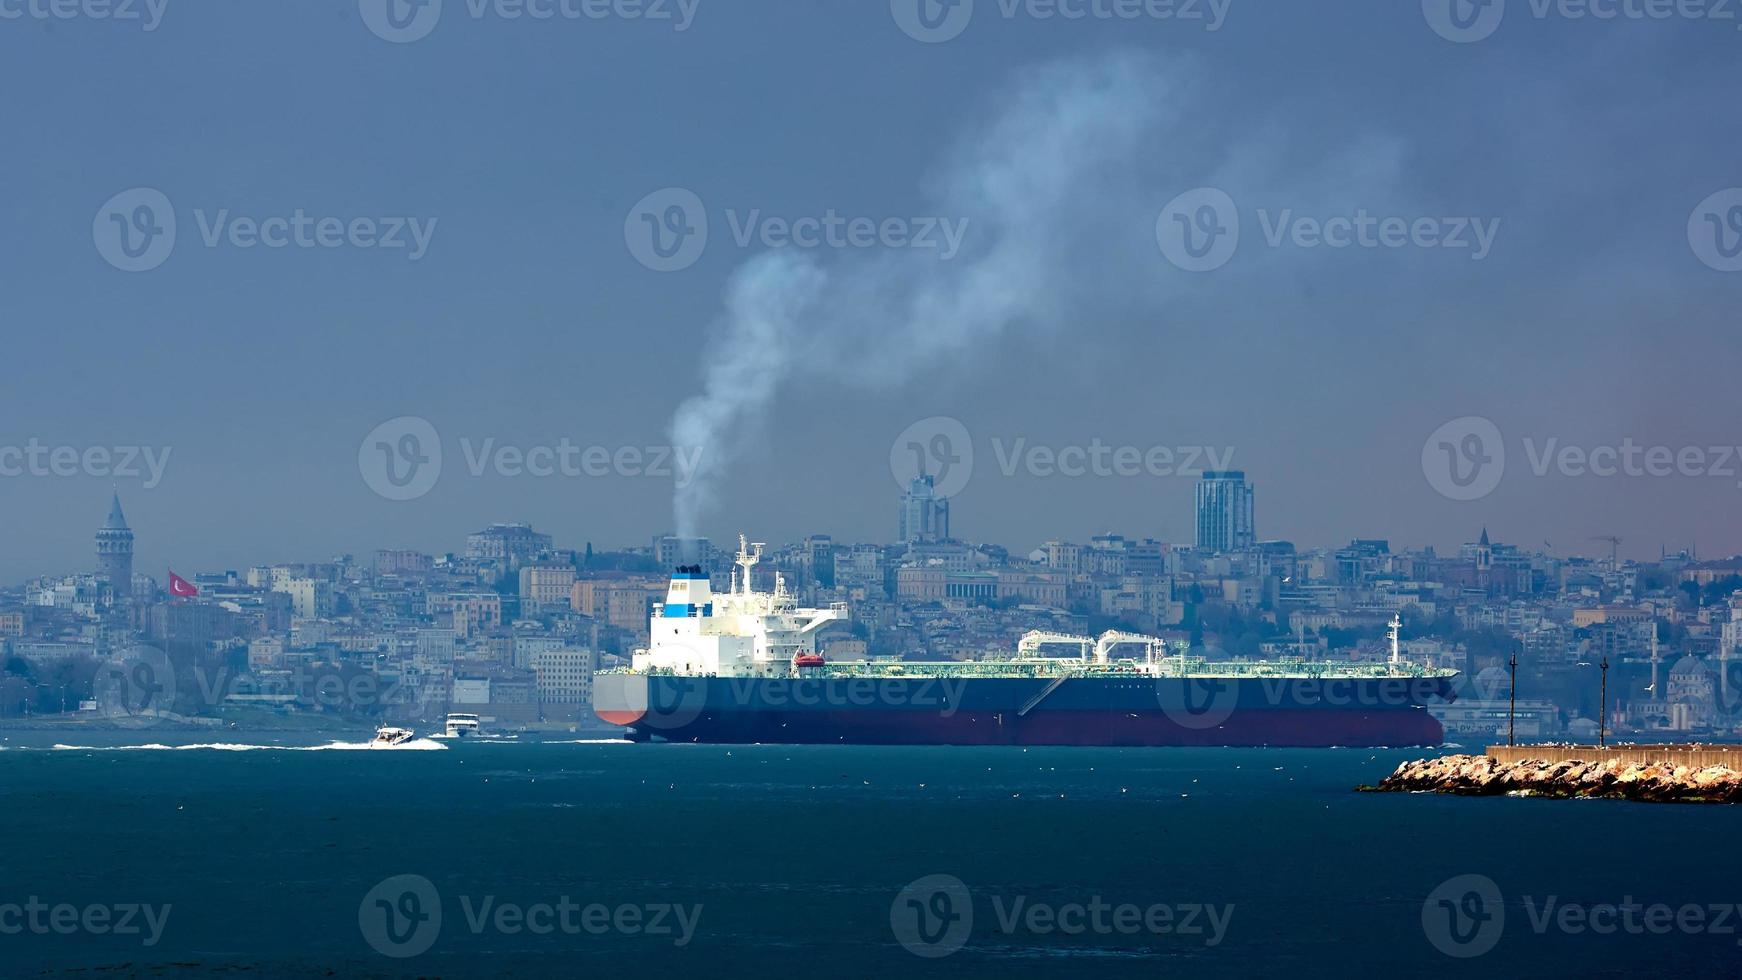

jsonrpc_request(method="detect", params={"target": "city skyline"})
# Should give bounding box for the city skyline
[16,472,1741,744]
[5,475,1718,588]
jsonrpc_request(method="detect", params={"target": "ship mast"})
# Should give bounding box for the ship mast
[735,534,764,597]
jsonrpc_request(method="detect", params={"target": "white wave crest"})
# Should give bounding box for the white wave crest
[50,739,449,752]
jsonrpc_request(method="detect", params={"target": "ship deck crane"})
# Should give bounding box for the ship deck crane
[1094,630,1167,665]
[1017,630,1093,661]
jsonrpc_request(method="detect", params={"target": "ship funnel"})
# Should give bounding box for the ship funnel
[663,565,713,619]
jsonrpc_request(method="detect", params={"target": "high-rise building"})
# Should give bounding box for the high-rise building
[898,475,950,544]
[95,492,134,598]
[1195,471,1255,553]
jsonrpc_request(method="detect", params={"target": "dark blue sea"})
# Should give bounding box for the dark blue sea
[1,733,1736,977]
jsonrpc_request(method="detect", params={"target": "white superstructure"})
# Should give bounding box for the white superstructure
[633,536,848,677]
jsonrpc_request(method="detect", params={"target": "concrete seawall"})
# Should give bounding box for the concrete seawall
[1487,744,1742,768]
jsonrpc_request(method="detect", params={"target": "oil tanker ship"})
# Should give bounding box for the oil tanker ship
[594,538,1459,747]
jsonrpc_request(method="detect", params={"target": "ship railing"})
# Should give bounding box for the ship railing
[603,661,1456,680]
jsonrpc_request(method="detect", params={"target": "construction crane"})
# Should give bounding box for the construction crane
[1589,535,1622,569]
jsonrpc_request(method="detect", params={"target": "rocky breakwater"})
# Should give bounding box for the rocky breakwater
[1359,754,1742,804]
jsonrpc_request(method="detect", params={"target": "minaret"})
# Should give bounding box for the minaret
[96,491,135,598]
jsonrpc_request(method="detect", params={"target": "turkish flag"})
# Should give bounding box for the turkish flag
[168,571,199,598]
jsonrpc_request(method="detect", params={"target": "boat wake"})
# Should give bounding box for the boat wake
[50,739,449,752]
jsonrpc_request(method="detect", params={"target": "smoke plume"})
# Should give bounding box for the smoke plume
[670,50,1181,538]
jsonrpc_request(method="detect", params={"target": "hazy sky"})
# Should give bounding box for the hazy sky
[1,0,1738,582]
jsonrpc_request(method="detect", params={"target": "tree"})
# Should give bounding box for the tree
[1679,581,1702,608]
[1703,576,1742,605]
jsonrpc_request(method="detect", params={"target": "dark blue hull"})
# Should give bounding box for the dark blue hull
[595,674,1455,747]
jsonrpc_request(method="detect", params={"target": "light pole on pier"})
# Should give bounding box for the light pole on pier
[1599,656,1610,749]
[1507,652,1518,748]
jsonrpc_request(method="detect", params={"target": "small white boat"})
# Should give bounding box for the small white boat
[372,726,417,747]
[436,713,481,739]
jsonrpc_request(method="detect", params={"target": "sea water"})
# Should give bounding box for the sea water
[1,734,1735,976]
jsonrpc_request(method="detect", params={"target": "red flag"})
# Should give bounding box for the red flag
[168,571,199,598]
